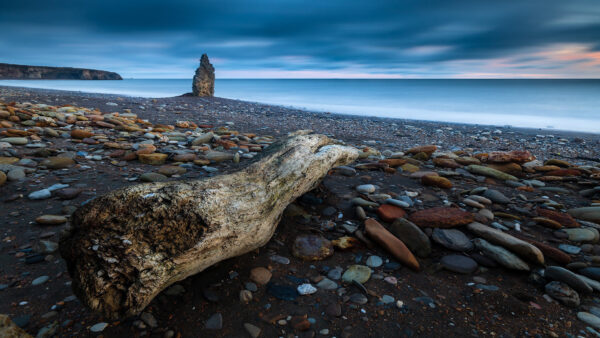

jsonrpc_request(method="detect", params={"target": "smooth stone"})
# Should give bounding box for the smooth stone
[327,267,343,280]
[249,267,272,285]
[381,295,394,304]
[292,234,333,261]
[205,151,233,162]
[140,172,168,182]
[349,293,368,305]
[28,189,51,200]
[140,312,157,328]
[482,189,511,204]
[441,255,478,274]
[559,244,581,255]
[35,215,67,225]
[366,255,383,268]
[389,218,431,257]
[545,266,593,293]
[351,197,378,208]
[568,207,600,223]
[40,157,75,169]
[432,228,473,252]
[158,165,186,176]
[408,207,474,228]
[579,267,600,282]
[356,184,376,194]
[342,265,371,284]
[90,322,108,332]
[466,165,518,181]
[32,275,49,285]
[385,198,410,208]
[467,222,544,264]
[365,218,420,270]
[0,137,28,145]
[7,168,25,181]
[192,132,214,145]
[545,281,580,307]
[55,188,82,200]
[578,312,600,329]
[473,238,529,271]
[562,228,599,243]
[316,278,338,290]
[244,323,261,338]
[297,283,317,295]
[205,313,222,330]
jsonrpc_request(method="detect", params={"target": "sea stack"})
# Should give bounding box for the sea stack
[192,54,215,96]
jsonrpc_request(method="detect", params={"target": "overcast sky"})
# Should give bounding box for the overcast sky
[2,0,600,78]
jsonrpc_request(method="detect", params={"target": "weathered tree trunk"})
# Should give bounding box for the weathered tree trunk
[59,132,358,319]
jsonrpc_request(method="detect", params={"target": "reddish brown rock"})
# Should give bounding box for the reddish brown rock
[515,236,572,265]
[376,204,407,222]
[432,157,462,168]
[379,158,406,167]
[546,169,581,177]
[405,145,437,155]
[537,208,579,228]
[135,144,157,155]
[488,163,522,176]
[409,207,473,228]
[421,175,452,189]
[364,218,419,271]
[172,153,197,162]
[487,150,535,164]
[70,129,94,139]
[533,217,562,229]
[455,157,480,165]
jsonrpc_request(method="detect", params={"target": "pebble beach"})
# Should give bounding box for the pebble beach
[1,85,600,337]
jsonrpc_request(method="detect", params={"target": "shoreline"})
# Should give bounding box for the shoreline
[1,84,599,138]
[0,84,600,336]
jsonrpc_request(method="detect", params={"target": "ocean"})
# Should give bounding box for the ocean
[0,79,599,133]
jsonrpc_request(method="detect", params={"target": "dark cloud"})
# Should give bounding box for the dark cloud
[1,0,599,77]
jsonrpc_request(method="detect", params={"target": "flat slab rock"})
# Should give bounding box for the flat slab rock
[408,207,474,228]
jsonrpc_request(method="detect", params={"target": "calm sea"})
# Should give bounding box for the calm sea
[0,79,599,133]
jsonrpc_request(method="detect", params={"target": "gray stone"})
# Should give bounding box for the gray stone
[440,255,478,274]
[482,189,511,204]
[356,184,376,194]
[432,228,473,252]
[558,244,581,255]
[90,322,108,332]
[244,323,261,338]
[32,275,49,286]
[578,312,600,329]
[366,255,383,268]
[140,172,168,182]
[545,266,593,293]
[342,265,371,284]
[28,189,51,200]
[316,278,338,290]
[349,293,368,305]
[205,313,222,330]
[545,281,580,307]
[472,238,529,271]
[140,312,158,328]
[389,218,431,257]
[7,168,25,181]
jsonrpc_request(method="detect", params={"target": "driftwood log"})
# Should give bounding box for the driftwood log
[59,132,358,319]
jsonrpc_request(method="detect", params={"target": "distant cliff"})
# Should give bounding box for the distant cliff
[0,63,122,80]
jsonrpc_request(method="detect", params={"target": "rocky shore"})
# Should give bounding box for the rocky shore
[0,85,599,337]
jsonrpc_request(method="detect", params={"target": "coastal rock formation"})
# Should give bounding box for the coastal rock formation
[0,63,122,80]
[59,132,358,319]
[192,54,215,96]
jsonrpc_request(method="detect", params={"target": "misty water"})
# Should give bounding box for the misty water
[1,79,599,133]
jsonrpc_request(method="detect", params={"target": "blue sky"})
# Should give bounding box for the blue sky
[1,0,599,78]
